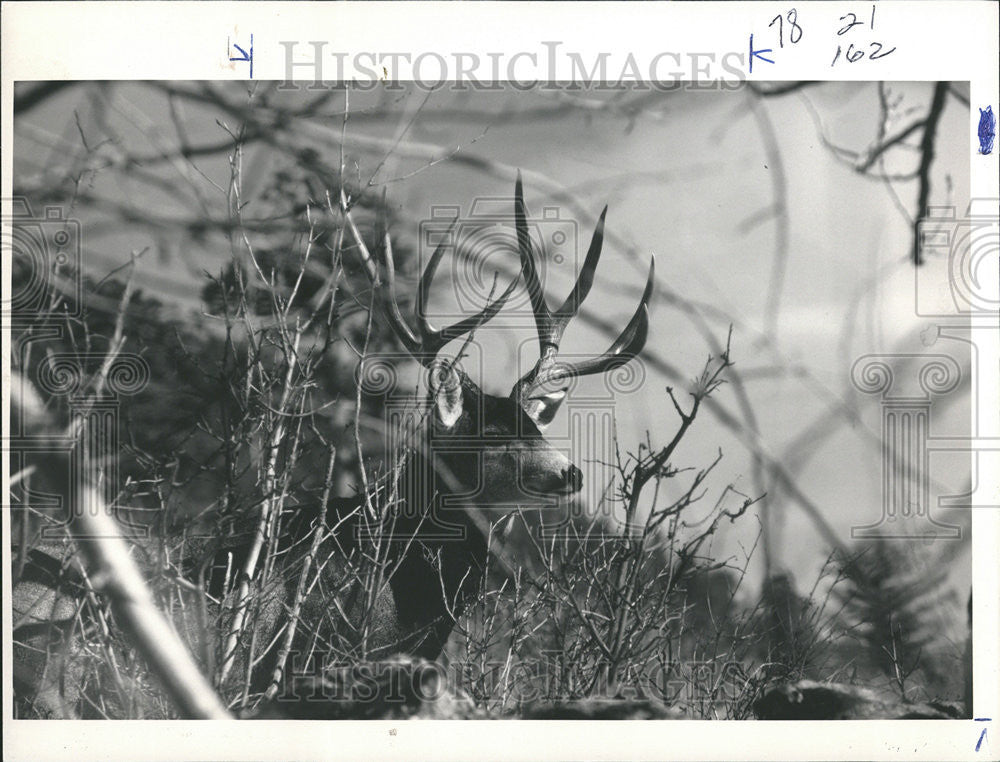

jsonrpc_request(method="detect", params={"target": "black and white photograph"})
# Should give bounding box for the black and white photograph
[3,3,998,761]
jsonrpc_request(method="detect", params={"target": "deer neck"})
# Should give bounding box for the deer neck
[383,447,490,658]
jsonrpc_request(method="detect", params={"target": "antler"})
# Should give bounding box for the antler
[510,174,655,415]
[341,189,519,367]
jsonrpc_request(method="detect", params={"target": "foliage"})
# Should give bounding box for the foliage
[10,82,970,719]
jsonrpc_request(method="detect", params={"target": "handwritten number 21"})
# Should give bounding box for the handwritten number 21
[769,8,803,48]
[838,5,876,35]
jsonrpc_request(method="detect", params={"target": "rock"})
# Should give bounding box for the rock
[247,655,487,720]
[520,698,682,720]
[753,680,966,720]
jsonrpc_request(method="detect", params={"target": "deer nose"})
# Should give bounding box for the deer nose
[564,464,583,493]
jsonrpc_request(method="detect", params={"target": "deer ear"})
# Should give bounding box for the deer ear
[523,388,567,429]
[428,362,464,429]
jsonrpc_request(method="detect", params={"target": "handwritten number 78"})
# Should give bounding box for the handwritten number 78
[768,8,803,48]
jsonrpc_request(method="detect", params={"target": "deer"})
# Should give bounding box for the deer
[310,176,655,659]
[11,176,654,717]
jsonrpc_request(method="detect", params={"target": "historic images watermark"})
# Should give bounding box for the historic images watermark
[355,190,651,540]
[850,200,1000,539]
[361,351,644,540]
[914,202,999,318]
[4,198,152,538]
[850,354,964,539]
[3,198,83,320]
[273,651,744,707]
[277,41,746,92]
[419,193,579,323]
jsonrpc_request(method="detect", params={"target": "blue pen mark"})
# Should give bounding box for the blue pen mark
[229,33,254,79]
[975,718,991,752]
[749,34,775,74]
[978,107,995,155]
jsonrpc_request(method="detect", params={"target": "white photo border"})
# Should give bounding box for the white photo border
[2,2,997,760]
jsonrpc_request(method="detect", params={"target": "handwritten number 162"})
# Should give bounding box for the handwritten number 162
[831,41,896,66]
[831,4,895,65]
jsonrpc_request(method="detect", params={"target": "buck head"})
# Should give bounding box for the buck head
[346,175,654,515]
[423,361,582,507]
